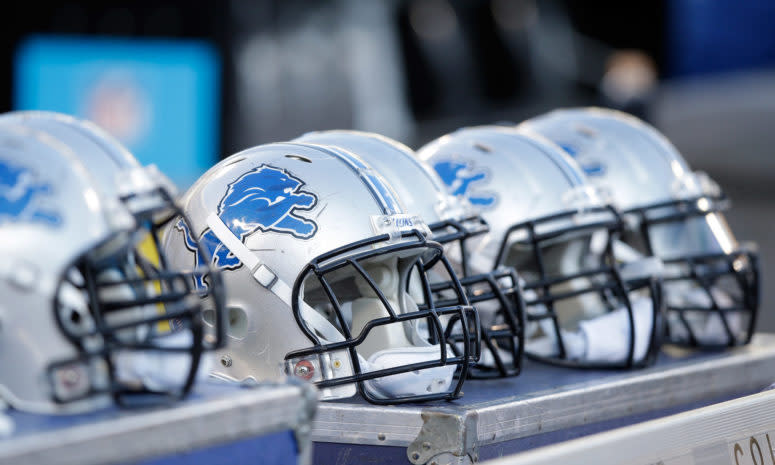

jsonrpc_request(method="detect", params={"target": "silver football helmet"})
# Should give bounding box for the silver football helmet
[0,120,224,414]
[0,111,161,202]
[419,125,663,369]
[162,141,479,404]
[521,107,759,348]
[295,130,524,378]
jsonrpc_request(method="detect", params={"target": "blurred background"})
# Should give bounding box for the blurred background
[2,0,775,329]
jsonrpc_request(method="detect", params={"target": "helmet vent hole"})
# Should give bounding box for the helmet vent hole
[223,156,246,167]
[574,124,597,138]
[473,142,492,153]
[285,154,312,163]
[69,310,82,325]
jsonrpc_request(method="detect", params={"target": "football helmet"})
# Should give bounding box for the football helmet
[418,125,663,369]
[162,142,479,404]
[0,111,163,203]
[295,130,524,378]
[0,121,224,414]
[520,107,759,347]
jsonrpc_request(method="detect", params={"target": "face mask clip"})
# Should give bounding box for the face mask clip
[370,214,430,242]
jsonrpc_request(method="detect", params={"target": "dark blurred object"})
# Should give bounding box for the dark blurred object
[400,0,668,139]
[0,0,673,148]
[397,0,528,120]
[5,1,775,149]
[227,1,412,149]
[599,50,657,120]
[666,0,775,77]
[562,1,665,77]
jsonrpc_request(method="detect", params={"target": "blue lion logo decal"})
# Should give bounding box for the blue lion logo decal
[433,160,497,208]
[558,142,605,176]
[0,159,61,227]
[177,164,318,290]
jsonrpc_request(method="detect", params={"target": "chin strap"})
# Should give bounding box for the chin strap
[206,213,344,343]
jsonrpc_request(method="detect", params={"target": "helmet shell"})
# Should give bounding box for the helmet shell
[295,130,462,225]
[418,125,604,270]
[519,107,698,210]
[163,142,422,383]
[0,123,119,413]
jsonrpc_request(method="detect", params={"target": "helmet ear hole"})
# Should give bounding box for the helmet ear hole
[59,305,95,337]
[69,309,82,325]
[57,278,94,336]
[285,154,312,163]
[227,307,248,340]
[202,309,216,327]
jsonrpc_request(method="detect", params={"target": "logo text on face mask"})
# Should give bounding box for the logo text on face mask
[370,214,429,241]
[395,217,414,228]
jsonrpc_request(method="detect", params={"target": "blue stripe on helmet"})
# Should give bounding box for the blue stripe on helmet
[286,142,403,216]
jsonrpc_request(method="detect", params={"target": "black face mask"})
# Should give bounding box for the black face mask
[429,215,525,379]
[495,205,663,369]
[286,229,481,405]
[51,187,226,407]
[624,193,759,348]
